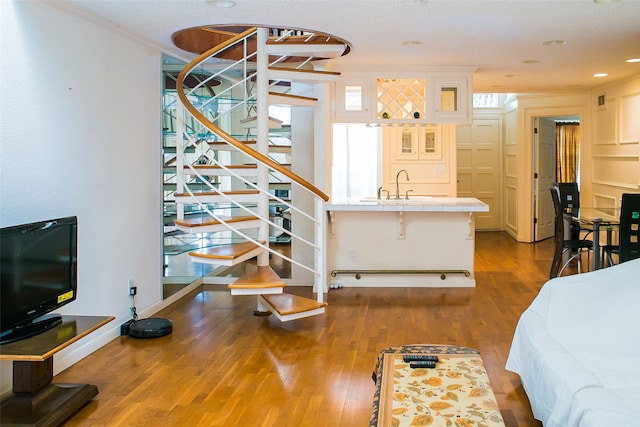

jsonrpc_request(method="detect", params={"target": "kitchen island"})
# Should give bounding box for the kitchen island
[326,197,489,287]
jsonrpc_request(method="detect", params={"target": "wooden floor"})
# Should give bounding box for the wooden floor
[56,231,552,426]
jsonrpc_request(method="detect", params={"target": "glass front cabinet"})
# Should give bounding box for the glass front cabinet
[332,67,475,125]
[390,125,441,161]
[429,76,470,123]
[334,77,372,123]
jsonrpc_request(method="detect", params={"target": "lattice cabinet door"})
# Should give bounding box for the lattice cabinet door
[377,78,426,121]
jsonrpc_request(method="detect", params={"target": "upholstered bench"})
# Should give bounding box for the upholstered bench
[370,344,505,427]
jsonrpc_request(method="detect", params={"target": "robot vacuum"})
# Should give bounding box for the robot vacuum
[129,317,172,338]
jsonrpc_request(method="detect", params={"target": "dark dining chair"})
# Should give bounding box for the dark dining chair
[557,182,592,240]
[557,182,580,211]
[549,185,593,278]
[602,193,640,265]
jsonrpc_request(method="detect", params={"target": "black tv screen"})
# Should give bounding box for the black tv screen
[0,216,78,344]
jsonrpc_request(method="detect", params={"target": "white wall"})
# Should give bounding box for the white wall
[291,81,319,284]
[586,75,640,207]
[500,76,640,242]
[509,93,591,242]
[503,97,519,240]
[0,1,162,394]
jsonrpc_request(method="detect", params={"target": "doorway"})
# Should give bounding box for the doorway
[533,115,581,242]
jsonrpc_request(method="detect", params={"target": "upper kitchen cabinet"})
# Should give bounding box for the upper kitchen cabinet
[429,75,471,124]
[334,77,373,122]
[331,66,475,124]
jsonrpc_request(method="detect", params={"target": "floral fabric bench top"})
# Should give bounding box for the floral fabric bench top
[370,344,505,427]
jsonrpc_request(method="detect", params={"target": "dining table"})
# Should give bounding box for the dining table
[568,207,620,271]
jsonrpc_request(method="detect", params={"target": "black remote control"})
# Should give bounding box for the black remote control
[403,355,439,363]
[409,360,436,369]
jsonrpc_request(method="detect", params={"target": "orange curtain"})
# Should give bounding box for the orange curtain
[555,123,580,182]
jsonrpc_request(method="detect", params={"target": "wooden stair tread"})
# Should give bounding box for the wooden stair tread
[192,164,257,169]
[228,266,285,289]
[262,293,327,316]
[208,140,256,146]
[174,189,259,198]
[269,66,340,76]
[268,92,318,102]
[264,40,347,60]
[240,116,283,129]
[174,215,258,228]
[189,241,264,260]
[240,116,283,124]
[266,37,346,46]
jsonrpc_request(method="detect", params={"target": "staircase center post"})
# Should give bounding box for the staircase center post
[175,97,185,221]
[256,27,270,267]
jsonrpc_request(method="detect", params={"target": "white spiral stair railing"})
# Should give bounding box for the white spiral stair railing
[173,27,346,320]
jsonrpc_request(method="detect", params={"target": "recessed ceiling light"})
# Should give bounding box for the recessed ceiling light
[543,40,567,46]
[402,40,422,46]
[522,60,540,64]
[206,0,236,7]
[626,58,640,63]
[593,73,608,78]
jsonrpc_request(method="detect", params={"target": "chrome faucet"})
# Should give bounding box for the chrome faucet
[395,169,410,199]
[377,186,390,200]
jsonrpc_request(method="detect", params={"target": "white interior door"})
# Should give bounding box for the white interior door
[457,119,502,230]
[534,117,556,241]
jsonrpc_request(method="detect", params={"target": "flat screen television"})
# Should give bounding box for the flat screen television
[0,216,78,344]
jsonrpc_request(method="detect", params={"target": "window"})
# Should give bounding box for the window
[472,93,504,108]
[331,124,379,200]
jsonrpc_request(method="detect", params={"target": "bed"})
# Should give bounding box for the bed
[506,258,640,427]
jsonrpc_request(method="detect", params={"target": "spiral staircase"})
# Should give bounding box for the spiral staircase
[166,26,348,321]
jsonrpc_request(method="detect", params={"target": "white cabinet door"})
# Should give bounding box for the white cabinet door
[333,78,372,122]
[386,126,440,160]
[430,76,471,124]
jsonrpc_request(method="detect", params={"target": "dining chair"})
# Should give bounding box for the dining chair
[549,185,593,278]
[557,182,592,240]
[557,182,580,211]
[602,193,640,265]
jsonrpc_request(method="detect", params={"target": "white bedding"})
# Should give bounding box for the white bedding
[506,258,640,427]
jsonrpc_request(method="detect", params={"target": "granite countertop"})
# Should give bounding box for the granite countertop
[326,197,489,212]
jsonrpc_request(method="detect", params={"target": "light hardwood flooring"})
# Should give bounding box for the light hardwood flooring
[56,231,554,426]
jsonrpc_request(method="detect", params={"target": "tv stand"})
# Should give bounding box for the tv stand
[0,315,114,427]
[0,313,63,345]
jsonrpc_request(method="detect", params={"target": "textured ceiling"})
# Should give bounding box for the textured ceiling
[57,0,640,93]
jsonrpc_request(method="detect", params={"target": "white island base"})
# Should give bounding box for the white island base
[326,198,489,288]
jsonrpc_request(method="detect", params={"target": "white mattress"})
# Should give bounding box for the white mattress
[506,258,640,427]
